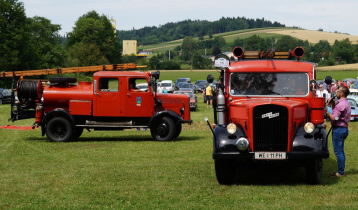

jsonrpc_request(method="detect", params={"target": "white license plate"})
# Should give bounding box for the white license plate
[255,152,286,160]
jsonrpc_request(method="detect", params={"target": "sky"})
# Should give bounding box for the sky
[21,0,358,36]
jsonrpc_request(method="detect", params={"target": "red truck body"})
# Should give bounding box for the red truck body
[211,47,328,185]
[13,71,191,142]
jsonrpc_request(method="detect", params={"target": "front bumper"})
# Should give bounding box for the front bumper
[213,151,329,160]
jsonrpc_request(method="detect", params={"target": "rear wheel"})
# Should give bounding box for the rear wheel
[150,117,176,141]
[215,159,236,185]
[46,117,73,142]
[306,158,323,184]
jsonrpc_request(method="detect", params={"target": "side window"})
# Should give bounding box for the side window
[99,78,119,92]
[129,78,148,92]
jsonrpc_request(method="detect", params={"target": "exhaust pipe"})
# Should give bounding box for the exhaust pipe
[216,88,225,126]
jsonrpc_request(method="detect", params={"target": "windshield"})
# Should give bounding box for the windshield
[230,72,309,96]
[181,83,194,88]
[161,83,171,87]
[175,91,193,96]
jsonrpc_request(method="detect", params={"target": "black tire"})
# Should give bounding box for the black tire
[49,77,77,84]
[306,158,323,185]
[72,127,84,140]
[150,117,176,141]
[46,117,73,142]
[215,159,236,185]
[173,123,182,139]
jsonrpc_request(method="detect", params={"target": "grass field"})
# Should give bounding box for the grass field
[0,70,358,209]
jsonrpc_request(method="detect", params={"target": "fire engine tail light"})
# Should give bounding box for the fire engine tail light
[304,122,315,134]
[226,123,237,134]
[236,137,249,151]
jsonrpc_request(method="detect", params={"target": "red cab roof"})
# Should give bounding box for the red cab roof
[229,60,314,73]
[93,71,150,77]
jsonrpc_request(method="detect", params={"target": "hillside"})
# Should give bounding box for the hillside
[142,28,358,53]
[119,17,285,45]
[269,29,358,44]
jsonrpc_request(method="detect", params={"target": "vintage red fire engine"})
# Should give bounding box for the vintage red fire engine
[210,47,329,185]
[11,71,191,142]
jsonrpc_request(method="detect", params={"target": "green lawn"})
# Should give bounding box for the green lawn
[0,70,357,209]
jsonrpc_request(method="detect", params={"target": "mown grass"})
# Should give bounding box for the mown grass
[0,70,357,209]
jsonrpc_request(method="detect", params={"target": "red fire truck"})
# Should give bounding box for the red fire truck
[11,71,191,142]
[210,47,329,185]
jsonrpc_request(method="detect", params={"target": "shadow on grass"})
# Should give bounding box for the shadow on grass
[228,158,339,186]
[26,135,201,142]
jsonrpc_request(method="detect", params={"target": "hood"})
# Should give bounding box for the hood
[229,98,308,126]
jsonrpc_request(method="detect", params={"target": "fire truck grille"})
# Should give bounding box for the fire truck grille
[253,105,288,151]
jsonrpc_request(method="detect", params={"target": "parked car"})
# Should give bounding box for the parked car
[179,83,195,92]
[348,98,358,121]
[136,83,148,91]
[157,80,174,93]
[0,88,12,104]
[175,78,191,90]
[194,80,208,93]
[174,88,197,111]
[348,88,358,103]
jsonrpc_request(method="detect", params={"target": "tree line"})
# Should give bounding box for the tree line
[142,35,358,70]
[118,17,285,45]
[0,0,121,73]
[1,0,357,75]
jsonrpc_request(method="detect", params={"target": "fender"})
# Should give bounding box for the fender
[213,125,246,153]
[292,125,328,155]
[41,108,74,136]
[149,110,183,128]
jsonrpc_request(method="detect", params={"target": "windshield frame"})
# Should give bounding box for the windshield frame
[229,72,310,97]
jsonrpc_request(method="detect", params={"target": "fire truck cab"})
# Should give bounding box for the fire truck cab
[211,47,329,185]
[12,71,191,142]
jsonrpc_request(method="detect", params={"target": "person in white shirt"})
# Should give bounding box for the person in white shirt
[316,84,330,102]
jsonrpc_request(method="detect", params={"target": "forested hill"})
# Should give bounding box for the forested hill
[118,17,286,45]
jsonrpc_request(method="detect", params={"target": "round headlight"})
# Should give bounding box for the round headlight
[304,122,315,134]
[227,123,237,134]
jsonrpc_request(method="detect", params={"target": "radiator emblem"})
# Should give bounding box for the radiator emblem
[262,112,280,119]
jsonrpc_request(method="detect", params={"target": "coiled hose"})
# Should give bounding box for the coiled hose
[17,80,41,102]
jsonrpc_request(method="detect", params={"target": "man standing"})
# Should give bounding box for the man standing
[327,86,351,177]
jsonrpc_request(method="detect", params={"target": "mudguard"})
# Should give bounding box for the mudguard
[149,110,183,128]
[213,125,246,153]
[292,125,328,155]
[41,108,74,136]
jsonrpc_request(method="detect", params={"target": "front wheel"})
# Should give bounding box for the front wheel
[215,159,236,185]
[173,123,182,139]
[150,117,176,141]
[46,117,73,142]
[306,158,323,185]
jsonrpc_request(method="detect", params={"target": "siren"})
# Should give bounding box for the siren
[233,47,244,58]
[291,46,304,58]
